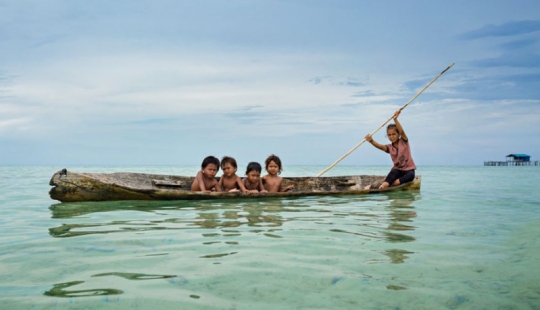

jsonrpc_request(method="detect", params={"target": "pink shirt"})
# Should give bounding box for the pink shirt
[385,138,416,171]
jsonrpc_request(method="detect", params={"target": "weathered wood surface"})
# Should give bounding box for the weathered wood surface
[49,169,421,202]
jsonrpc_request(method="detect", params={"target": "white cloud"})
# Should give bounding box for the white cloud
[0,117,33,134]
[1,1,540,165]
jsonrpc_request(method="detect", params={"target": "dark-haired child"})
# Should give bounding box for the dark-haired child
[263,154,294,192]
[218,156,248,192]
[365,110,416,190]
[243,162,267,194]
[191,156,222,192]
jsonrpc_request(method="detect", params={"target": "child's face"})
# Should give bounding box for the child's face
[221,163,237,177]
[246,170,261,183]
[387,129,399,143]
[266,161,280,176]
[202,164,218,178]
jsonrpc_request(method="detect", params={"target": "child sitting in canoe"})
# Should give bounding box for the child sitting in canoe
[263,154,294,192]
[191,156,222,192]
[365,109,416,190]
[243,162,268,194]
[218,156,248,192]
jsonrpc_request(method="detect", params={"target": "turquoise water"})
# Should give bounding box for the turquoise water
[1,165,539,309]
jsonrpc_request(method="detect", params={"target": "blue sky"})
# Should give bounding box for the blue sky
[1,0,539,167]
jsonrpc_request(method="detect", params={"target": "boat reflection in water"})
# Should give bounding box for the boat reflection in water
[45,192,420,298]
[48,192,419,248]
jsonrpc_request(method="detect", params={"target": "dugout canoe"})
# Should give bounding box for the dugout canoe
[48,169,421,202]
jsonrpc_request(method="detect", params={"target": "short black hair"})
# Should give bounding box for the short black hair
[201,156,220,169]
[386,124,400,135]
[221,156,237,168]
[245,162,262,175]
[265,154,283,174]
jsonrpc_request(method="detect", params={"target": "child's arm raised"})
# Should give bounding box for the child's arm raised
[393,110,409,142]
[365,134,388,152]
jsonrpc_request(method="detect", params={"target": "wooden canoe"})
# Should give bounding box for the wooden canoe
[48,169,421,202]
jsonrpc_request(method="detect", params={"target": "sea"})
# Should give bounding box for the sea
[0,165,539,310]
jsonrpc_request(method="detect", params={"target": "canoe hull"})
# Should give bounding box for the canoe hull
[49,169,421,202]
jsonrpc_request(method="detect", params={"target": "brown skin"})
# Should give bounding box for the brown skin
[263,160,294,192]
[218,162,248,192]
[365,110,408,190]
[243,170,267,194]
[191,163,221,193]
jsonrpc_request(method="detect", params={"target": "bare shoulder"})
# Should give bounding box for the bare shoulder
[191,178,200,191]
[264,174,282,183]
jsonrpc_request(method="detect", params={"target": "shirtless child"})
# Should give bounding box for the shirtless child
[191,156,222,193]
[243,162,268,194]
[262,154,294,192]
[218,156,248,192]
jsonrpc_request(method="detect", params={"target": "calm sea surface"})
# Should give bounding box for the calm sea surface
[1,165,539,309]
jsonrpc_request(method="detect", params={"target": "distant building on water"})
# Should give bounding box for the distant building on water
[484,154,539,166]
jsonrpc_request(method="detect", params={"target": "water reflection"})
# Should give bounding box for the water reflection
[43,280,123,298]
[378,191,418,241]
[323,191,419,267]
[48,194,420,265]
[380,192,419,266]
[93,272,176,280]
[49,199,291,238]
[44,272,176,298]
[48,195,419,244]
[384,249,415,264]
[45,193,423,296]
[49,200,202,219]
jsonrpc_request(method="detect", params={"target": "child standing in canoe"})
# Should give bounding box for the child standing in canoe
[243,162,268,194]
[365,110,416,190]
[218,156,248,192]
[263,154,294,192]
[191,156,222,192]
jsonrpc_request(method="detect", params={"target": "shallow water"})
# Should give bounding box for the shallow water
[1,165,539,309]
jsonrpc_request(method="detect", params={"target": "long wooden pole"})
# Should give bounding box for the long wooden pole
[316,63,454,177]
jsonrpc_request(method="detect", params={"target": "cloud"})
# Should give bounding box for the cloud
[499,38,539,50]
[351,90,375,97]
[0,117,33,134]
[445,72,540,101]
[403,78,431,92]
[471,53,540,68]
[222,105,267,124]
[119,118,175,126]
[459,20,540,40]
[2,1,540,165]
[338,78,364,87]
[308,76,325,84]
[308,76,365,87]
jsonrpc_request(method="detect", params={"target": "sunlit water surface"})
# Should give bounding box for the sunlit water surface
[1,165,539,309]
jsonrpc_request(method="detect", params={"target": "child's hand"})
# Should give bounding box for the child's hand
[393,110,401,119]
[365,134,373,142]
[285,185,294,191]
[260,190,268,194]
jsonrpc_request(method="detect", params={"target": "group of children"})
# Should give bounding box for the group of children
[191,154,294,193]
[191,109,417,193]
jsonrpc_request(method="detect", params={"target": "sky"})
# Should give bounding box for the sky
[1,0,540,167]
